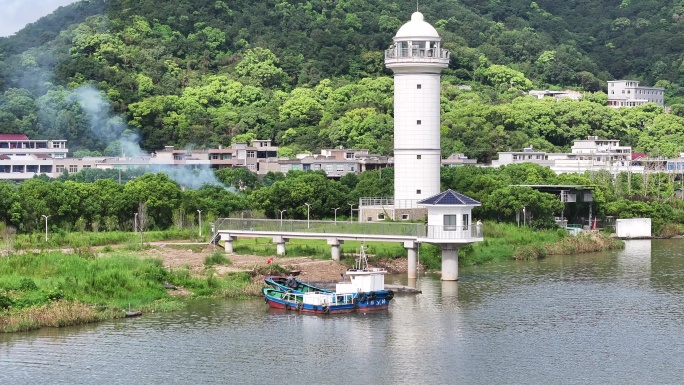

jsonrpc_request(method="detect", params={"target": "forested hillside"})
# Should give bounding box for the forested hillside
[3,0,684,159]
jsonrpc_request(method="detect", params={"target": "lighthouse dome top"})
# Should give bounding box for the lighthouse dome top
[395,12,440,39]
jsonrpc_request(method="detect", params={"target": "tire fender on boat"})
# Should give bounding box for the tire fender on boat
[358,293,367,302]
[386,290,394,301]
[368,291,376,301]
[296,302,303,311]
[285,303,291,310]
[322,305,330,314]
[352,298,359,310]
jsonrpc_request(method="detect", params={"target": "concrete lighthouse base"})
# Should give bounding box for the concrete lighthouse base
[440,245,459,281]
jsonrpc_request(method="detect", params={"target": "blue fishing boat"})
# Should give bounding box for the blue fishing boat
[263,287,357,314]
[263,245,395,312]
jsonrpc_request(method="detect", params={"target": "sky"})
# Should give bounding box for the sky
[0,0,78,37]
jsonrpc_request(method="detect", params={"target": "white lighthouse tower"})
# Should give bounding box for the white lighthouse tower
[385,12,449,209]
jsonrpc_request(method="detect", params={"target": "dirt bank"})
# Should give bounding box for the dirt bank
[136,243,410,282]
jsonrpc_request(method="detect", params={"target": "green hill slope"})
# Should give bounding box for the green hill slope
[1,0,684,159]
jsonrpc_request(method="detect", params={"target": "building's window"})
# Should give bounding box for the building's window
[174,155,183,160]
[280,165,289,173]
[314,164,321,170]
[325,164,333,172]
[247,151,256,158]
[211,154,219,160]
[82,165,91,169]
[378,213,385,220]
[417,84,422,89]
[417,120,422,125]
[345,152,354,159]
[402,214,410,220]
[336,164,344,172]
[303,164,311,171]
[12,165,24,173]
[417,155,421,159]
[292,164,299,170]
[416,189,421,194]
[69,165,78,173]
[223,154,232,160]
[444,215,457,230]
[350,165,355,172]
[56,165,65,173]
[462,214,470,230]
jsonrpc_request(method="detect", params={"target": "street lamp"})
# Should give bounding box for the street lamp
[41,215,50,242]
[197,209,202,237]
[333,207,340,224]
[522,206,526,227]
[279,209,287,227]
[304,203,312,229]
[348,203,355,224]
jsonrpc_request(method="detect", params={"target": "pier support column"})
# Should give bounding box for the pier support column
[273,236,288,256]
[327,238,344,261]
[440,245,459,281]
[404,241,418,279]
[221,234,236,254]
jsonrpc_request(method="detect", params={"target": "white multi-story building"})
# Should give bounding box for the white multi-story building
[529,90,582,101]
[0,134,68,180]
[492,136,644,174]
[607,80,664,108]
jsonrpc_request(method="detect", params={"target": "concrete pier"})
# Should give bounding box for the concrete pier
[440,245,459,281]
[221,235,236,253]
[327,238,344,261]
[273,236,288,256]
[404,241,418,279]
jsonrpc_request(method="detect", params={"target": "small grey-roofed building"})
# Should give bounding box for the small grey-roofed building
[418,189,483,241]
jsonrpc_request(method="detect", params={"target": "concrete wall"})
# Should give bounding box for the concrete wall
[616,218,651,238]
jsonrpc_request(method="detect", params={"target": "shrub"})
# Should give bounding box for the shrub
[659,223,683,238]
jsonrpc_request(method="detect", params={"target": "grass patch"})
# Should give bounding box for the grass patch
[457,222,624,266]
[231,238,407,261]
[0,251,261,332]
[204,251,232,267]
[11,230,196,250]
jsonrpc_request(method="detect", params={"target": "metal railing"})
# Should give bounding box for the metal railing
[359,198,421,209]
[213,219,484,241]
[214,218,424,237]
[384,48,450,60]
[425,225,482,240]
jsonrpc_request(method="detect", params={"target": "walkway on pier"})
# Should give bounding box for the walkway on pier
[212,218,482,276]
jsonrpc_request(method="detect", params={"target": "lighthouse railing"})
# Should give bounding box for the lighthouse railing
[385,48,450,61]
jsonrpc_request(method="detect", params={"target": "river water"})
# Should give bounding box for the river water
[2,239,684,384]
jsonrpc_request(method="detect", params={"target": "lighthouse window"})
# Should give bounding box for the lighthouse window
[417,120,421,125]
[417,84,422,89]
[416,189,421,194]
[417,155,421,159]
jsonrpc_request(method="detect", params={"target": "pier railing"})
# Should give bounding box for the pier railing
[213,219,483,242]
[214,218,424,237]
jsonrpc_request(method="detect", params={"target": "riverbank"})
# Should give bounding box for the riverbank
[1,223,624,333]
